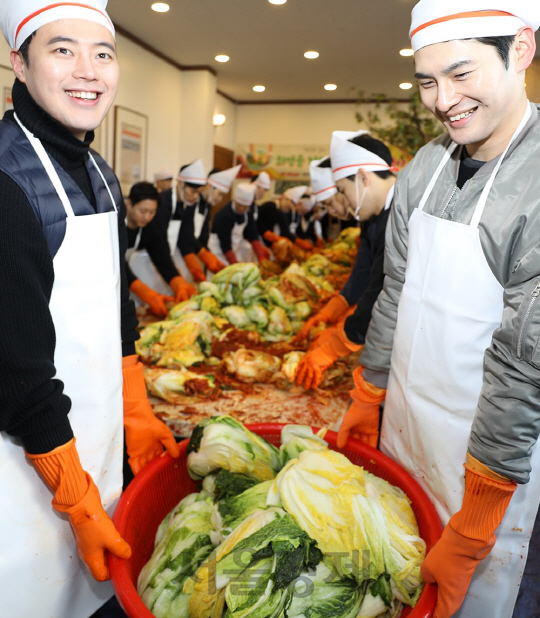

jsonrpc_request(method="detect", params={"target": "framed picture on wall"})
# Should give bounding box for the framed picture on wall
[113,106,148,196]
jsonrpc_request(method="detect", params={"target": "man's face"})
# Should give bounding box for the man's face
[415,38,524,161]
[12,19,119,140]
[296,198,312,216]
[177,182,202,204]
[156,178,172,192]
[126,198,158,229]
[255,185,267,201]
[234,202,250,215]
[323,192,350,220]
[207,185,225,206]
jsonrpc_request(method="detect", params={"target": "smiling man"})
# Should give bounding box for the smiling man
[336,1,540,617]
[0,2,179,617]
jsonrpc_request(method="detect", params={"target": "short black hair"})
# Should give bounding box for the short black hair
[19,31,37,66]
[346,134,393,180]
[129,181,159,205]
[473,35,516,69]
[208,168,220,177]
[318,158,331,168]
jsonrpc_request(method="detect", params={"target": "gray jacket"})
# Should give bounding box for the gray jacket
[361,103,540,483]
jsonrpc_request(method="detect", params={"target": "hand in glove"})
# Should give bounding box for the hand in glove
[169,275,197,303]
[122,355,180,475]
[296,323,363,390]
[129,279,173,318]
[295,295,349,341]
[198,247,226,273]
[183,253,206,283]
[251,239,271,262]
[295,237,313,251]
[336,366,386,449]
[263,230,287,244]
[421,455,517,618]
[27,439,131,581]
[225,249,239,264]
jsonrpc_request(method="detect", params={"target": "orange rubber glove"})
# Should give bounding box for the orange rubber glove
[225,249,238,264]
[27,439,131,581]
[129,279,173,318]
[263,230,286,244]
[336,366,386,449]
[251,239,271,262]
[296,323,363,390]
[295,237,313,251]
[183,253,207,283]
[315,237,325,249]
[422,455,517,618]
[122,355,180,475]
[198,247,226,273]
[169,275,197,303]
[296,294,349,341]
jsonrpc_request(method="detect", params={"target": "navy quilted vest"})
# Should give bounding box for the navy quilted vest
[0,118,123,258]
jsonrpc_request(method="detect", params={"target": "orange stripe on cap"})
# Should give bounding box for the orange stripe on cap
[16,3,113,41]
[411,10,514,39]
[313,184,336,196]
[334,162,391,173]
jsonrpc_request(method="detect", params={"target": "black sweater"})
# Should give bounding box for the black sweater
[0,80,138,454]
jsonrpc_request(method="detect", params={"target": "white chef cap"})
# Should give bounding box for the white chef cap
[208,164,241,192]
[309,158,337,203]
[410,0,540,53]
[177,159,207,186]
[255,170,271,189]
[154,169,173,182]
[330,130,393,182]
[283,185,308,205]
[233,182,256,207]
[1,0,115,50]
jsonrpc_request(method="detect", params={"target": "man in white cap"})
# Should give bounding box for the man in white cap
[296,135,396,390]
[209,182,270,264]
[337,2,540,616]
[257,184,302,247]
[0,1,179,616]
[251,169,272,202]
[176,164,242,281]
[155,159,212,285]
[153,169,173,193]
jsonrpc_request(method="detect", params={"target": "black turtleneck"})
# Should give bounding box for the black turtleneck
[0,80,138,454]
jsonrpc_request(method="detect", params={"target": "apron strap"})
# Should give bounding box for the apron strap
[471,102,532,228]
[418,144,458,212]
[88,152,117,213]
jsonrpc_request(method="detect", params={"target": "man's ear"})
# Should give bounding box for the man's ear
[10,50,27,83]
[356,168,370,187]
[514,26,536,73]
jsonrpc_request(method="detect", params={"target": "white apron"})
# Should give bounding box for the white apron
[168,190,195,283]
[193,202,207,239]
[382,105,540,617]
[0,118,124,617]
[208,210,256,264]
[125,227,172,299]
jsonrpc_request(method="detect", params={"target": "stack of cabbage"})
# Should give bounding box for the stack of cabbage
[138,416,426,618]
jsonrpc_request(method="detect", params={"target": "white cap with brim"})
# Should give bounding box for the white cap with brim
[154,169,173,182]
[410,0,540,53]
[309,158,337,203]
[208,164,242,192]
[255,170,271,189]
[283,185,308,205]
[1,0,115,50]
[331,130,393,183]
[233,182,257,207]
[177,159,207,186]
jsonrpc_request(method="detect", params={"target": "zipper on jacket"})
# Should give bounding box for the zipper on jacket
[516,281,540,358]
[440,187,458,219]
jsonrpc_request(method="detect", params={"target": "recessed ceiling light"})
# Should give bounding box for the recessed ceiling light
[304,51,319,59]
[151,3,170,12]
[324,84,337,91]
[253,85,266,92]
[399,82,413,90]
[269,0,287,4]
[399,48,414,57]
[215,55,230,63]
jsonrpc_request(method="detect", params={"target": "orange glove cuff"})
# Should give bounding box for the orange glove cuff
[295,237,313,251]
[319,295,349,324]
[263,230,283,244]
[352,366,386,402]
[129,278,153,299]
[335,323,363,356]
[183,253,206,282]
[465,453,513,483]
[27,438,88,508]
[451,465,517,542]
[123,359,148,400]
[122,354,139,369]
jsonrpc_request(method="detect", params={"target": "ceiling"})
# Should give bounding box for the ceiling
[108,0,540,104]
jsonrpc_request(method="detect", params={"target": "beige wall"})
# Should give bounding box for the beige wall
[526,57,540,104]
